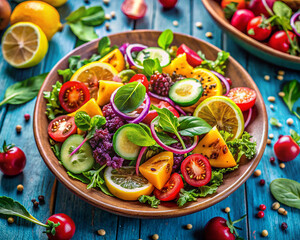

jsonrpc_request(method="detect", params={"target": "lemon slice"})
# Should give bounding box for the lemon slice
[2,22,48,68]
[70,62,118,99]
[194,96,244,139]
[104,166,154,201]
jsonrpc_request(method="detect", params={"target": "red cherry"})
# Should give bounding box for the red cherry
[257,211,265,218]
[259,204,266,211]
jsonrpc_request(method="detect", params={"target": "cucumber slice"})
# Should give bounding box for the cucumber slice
[169,78,203,107]
[136,47,171,67]
[113,125,141,160]
[61,134,94,174]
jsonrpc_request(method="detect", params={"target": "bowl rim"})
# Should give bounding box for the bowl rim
[202,0,300,63]
[33,30,268,218]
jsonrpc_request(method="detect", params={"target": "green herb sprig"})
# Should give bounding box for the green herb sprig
[197,51,230,75]
[281,80,300,119]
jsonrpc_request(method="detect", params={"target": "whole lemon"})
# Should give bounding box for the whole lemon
[10,1,63,40]
[39,0,68,7]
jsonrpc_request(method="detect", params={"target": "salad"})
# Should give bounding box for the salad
[221,0,300,56]
[44,30,257,208]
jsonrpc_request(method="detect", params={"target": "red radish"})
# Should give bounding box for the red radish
[274,135,300,162]
[46,214,76,240]
[269,30,296,53]
[231,9,255,32]
[248,0,275,17]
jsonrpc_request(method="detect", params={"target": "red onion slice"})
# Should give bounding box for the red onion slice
[150,118,199,154]
[211,70,230,96]
[244,107,253,128]
[291,12,300,37]
[147,91,186,116]
[119,43,129,55]
[136,146,147,176]
[125,43,148,68]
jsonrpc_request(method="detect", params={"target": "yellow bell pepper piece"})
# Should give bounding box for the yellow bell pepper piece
[97,80,123,106]
[99,49,125,72]
[68,98,103,117]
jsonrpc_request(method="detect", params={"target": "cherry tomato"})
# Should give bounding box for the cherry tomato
[231,9,255,33]
[248,0,275,17]
[274,135,300,162]
[0,142,26,176]
[247,16,272,41]
[227,87,256,112]
[129,74,149,91]
[58,81,90,113]
[121,0,147,20]
[48,116,77,143]
[221,0,246,9]
[176,44,203,67]
[154,173,184,201]
[181,154,211,187]
[46,213,76,240]
[269,30,296,53]
[204,217,236,240]
[158,0,178,9]
[142,98,179,125]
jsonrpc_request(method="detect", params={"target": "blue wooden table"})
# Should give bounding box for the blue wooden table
[1,0,300,239]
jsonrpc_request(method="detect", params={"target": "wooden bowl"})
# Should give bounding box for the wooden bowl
[202,0,300,70]
[33,30,268,218]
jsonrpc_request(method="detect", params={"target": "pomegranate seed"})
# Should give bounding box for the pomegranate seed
[257,211,265,218]
[24,114,30,121]
[281,222,288,230]
[259,204,266,211]
[259,179,266,185]
[269,157,275,164]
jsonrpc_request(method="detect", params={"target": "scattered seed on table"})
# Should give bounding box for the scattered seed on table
[16,125,22,133]
[31,199,36,203]
[286,118,294,125]
[224,207,230,213]
[7,217,14,224]
[261,230,268,237]
[277,75,284,81]
[281,222,288,230]
[24,114,30,121]
[264,75,270,81]
[97,229,106,236]
[283,210,288,216]
[38,195,45,203]
[17,184,24,192]
[152,234,159,240]
[186,224,193,230]
[206,32,213,38]
[270,104,274,109]
[33,201,39,208]
[278,70,285,75]
[278,207,285,215]
[272,202,280,210]
[279,163,285,169]
[277,123,282,127]
[105,23,110,30]
[110,11,116,18]
[269,133,274,139]
[267,96,275,102]
[253,169,261,177]
[269,157,275,164]
[103,0,110,4]
[195,22,202,28]
[259,179,265,186]
[267,139,272,145]
[173,20,179,27]
[278,92,285,97]
[105,14,111,20]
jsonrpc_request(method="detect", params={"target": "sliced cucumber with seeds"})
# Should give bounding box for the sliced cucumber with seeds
[61,134,94,174]
[136,47,171,67]
[113,125,141,161]
[169,78,203,107]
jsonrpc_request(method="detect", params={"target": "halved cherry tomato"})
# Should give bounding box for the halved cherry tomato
[59,81,90,113]
[227,87,256,112]
[247,16,272,41]
[142,98,179,125]
[48,115,77,142]
[221,0,246,9]
[269,30,296,53]
[121,0,147,20]
[176,44,202,67]
[129,74,149,91]
[181,154,212,187]
[154,173,184,201]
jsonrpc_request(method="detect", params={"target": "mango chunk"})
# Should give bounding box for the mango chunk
[99,49,125,72]
[163,53,194,78]
[193,126,237,168]
[97,80,123,106]
[139,151,173,190]
[68,98,103,117]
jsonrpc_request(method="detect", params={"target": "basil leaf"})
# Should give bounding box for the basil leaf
[143,58,162,76]
[90,115,106,129]
[270,178,300,209]
[126,124,156,147]
[152,106,179,134]
[282,80,300,112]
[156,132,178,145]
[157,29,173,50]
[74,111,91,131]
[273,1,292,19]
[97,36,112,57]
[66,6,87,22]
[0,73,48,107]
[81,6,105,26]
[114,82,146,113]
[290,129,300,145]
[178,116,212,137]
[69,21,98,42]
